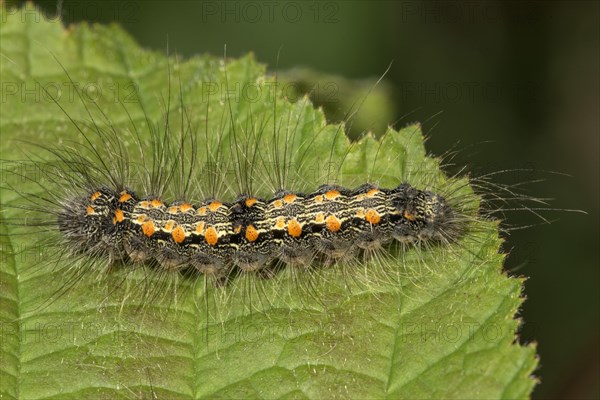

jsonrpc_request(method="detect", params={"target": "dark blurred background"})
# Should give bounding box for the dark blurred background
[14,1,599,398]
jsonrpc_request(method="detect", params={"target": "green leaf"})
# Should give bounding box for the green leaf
[0,4,537,399]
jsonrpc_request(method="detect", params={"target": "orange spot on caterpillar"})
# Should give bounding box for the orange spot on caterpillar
[118,193,132,202]
[172,226,186,244]
[283,193,297,203]
[179,203,193,212]
[114,209,124,223]
[325,190,341,200]
[245,225,259,242]
[195,222,205,234]
[167,206,179,214]
[272,199,283,209]
[90,192,101,201]
[86,206,95,215]
[404,210,416,221]
[245,198,257,207]
[205,226,218,246]
[164,220,175,232]
[275,216,286,229]
[287,219,302,237]
[326,215,341,232]
[151,199,164,208]
[142,221,155,237]
[208,201,222,212]
[197,207,207,215]
[365,209,381,225]
[139,201,150,209]
[366,188,379,197]
[314,195,324,203]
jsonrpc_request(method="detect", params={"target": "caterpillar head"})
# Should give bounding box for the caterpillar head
[58,188,118,248]
[391,184,456,244]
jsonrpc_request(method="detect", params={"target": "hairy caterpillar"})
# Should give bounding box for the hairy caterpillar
[4,69,460,275]
[1,48,482,311]
[62,181,458,275]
